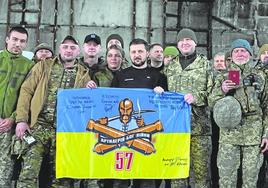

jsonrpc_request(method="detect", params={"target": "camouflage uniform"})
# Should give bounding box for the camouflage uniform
[210,62,268,188]
[210,68,227,188]
[15,58,93,188]
[211,69,227,81]
[94,65,116,87]
[256,62,268,188]
[165,54,213,188]
[0,50,33,187]
[79,57,106,83]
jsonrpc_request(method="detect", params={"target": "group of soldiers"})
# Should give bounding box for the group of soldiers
[0,25,268,188]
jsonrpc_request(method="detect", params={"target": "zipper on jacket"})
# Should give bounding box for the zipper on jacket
[1,57,14,118]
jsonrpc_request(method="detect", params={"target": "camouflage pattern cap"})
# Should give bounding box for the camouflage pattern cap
[34,43,53,55]
[258,44,268,58]
[213,96,242,129]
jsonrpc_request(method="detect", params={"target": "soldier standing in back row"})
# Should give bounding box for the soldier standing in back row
[210,39,268,187]
[212,52,227,79]
[32,42,54,63]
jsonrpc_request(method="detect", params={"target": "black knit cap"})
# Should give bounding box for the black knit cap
[106,34,124,49]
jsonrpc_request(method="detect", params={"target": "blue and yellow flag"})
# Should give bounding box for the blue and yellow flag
[56,87,191,179]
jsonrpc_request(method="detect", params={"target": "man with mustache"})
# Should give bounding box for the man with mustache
[112,38,167,90]
[213,52,227,71]
[15,35,92,188]
[212,39,268,187]
[211,52,228,83]
[0,26,33,187]
[111,38,167,188]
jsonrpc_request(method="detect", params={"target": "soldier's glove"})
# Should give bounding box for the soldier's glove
[98,117,108,125]
[136,117,145,127]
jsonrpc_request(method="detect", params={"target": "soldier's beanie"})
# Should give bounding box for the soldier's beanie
[258,44,268,58]
[177,28,197,44]
[231,39,252,56]
[34,43,53,55]
[163,46,179,57]
[106,34,124,49]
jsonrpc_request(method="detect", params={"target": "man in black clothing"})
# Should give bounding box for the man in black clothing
[111,38,167,188]
[111,39,167,90]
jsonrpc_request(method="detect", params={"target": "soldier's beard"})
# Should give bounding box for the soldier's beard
[233,58,249,65]
[59,55,75,63]
[63,58,75,63]
[133,60,146,67]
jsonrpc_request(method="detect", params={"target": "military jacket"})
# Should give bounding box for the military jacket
[94,66,115,87]
[0,50,33,119]
[16,57,91,127]
[165,54,213,135]
[255,61,268,75]
[212,69,228,81]
[39,61,78,124]
[211,62,268,145]
[78,57,106,84]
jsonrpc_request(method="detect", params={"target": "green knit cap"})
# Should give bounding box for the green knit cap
[177,28,197,44]
[163,46,179,57]
[258,44,268,58]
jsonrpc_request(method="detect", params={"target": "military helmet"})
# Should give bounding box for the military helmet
[213,96,242,129]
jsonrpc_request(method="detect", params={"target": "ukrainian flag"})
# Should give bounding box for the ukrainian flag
[56,87,191,179]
